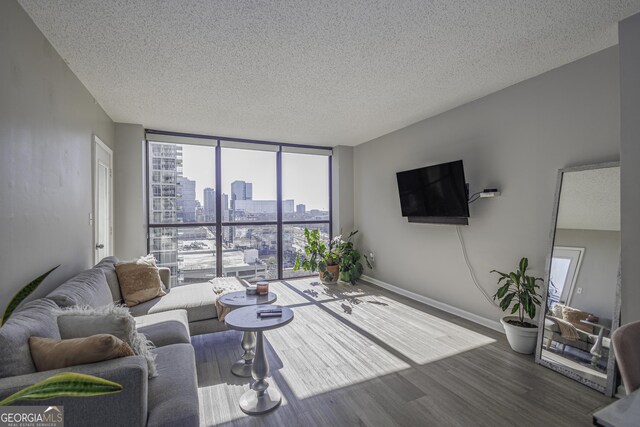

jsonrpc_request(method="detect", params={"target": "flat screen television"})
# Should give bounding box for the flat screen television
[396,160,470,225]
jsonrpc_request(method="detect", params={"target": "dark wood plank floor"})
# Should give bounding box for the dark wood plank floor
[192,278,612,426]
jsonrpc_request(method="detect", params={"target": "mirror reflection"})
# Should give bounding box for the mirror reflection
[538,164,620,393]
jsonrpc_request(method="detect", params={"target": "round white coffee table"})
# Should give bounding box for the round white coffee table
[224,304,294,415]
[219,291,277,377]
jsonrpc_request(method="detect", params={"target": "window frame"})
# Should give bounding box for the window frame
[145,130,332,284]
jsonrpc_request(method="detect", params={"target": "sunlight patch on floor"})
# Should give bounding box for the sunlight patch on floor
[266,304,410,400]
[283,277,368,302]
[323,293,496,365]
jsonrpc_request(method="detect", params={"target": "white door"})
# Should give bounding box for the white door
[94,136,113,264]
[549,246,584,305]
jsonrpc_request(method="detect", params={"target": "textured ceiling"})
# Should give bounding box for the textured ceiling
[18,1,640,146]
[557,166,620,231]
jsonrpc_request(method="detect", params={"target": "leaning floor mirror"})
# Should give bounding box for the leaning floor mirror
[535,162,621,396]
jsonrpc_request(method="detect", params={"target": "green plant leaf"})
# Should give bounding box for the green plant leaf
[519,257,528,274]
[511,303,520,314]
[0,373,122,406]
[2,265,59,326]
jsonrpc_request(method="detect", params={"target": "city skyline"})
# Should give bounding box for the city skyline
[182,145,329,212]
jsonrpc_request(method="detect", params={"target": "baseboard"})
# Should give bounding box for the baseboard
[361,275,503,333]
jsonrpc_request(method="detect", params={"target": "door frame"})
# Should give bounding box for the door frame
[552,246,585,306]
[93,135,114,264]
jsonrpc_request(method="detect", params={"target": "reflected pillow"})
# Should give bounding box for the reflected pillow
[29,334,134,372]
[562,306,593,333]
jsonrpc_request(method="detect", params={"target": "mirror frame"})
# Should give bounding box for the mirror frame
[534,161,621,396]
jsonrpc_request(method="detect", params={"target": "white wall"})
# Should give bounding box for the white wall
[554,229,620,320]
[113,123,147,260]
[0,0,115,306]
[354,47,620,323]
[619,13,640,324]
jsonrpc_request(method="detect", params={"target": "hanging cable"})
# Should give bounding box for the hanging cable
[456,226,498,306]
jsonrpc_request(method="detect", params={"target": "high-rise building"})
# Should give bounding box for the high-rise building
[203,187,216,222]
[221,193,230,221]
[231,180,252,201]
[177,176,197,222]
[296,204,306,214]
[148,142,183,284]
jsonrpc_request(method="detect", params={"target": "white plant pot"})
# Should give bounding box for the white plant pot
[500,316,539,354]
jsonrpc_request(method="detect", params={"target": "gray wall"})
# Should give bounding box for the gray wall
[354,47,620,323]
[113,123,147,260]
[0,0,115,306]
[620,13,640,324]
[554,229,620,320]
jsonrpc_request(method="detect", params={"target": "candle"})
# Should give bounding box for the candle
[256,281,269,295]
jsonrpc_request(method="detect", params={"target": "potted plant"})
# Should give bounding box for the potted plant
[293,228,341,284]
[336,230,372,285]
[491,257,543,354]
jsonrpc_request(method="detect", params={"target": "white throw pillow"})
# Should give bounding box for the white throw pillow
[55,304,157,377]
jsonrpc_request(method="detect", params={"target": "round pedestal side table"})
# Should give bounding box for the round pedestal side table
[224,304,294,415]
[218,291,277,377]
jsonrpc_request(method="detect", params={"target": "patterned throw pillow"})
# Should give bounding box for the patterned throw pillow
[115,255,166,307]
[55,304,157,377]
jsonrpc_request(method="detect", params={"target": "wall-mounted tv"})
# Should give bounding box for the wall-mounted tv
[396,160,470,225]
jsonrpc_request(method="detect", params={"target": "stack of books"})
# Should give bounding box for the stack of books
[257,308,282,318]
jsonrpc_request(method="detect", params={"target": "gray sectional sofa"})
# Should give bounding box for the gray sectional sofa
[0,256,237,427]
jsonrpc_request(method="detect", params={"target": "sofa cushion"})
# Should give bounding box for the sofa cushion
[47,268,112,308]
[0,298,61,379]
[95,256,122,303]
[56,304,157,377]
[29,334,134,372]
[128,282,218,322]
[135,310,190,347]
[147,343,199,427]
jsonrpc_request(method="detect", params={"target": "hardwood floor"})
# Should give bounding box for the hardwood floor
[193,278,612,426]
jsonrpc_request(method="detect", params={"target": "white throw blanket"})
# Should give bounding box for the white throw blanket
[210,277,246,322]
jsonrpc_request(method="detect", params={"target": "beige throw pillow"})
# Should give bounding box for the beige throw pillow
[29,334,134,372]
[116,255,166,307]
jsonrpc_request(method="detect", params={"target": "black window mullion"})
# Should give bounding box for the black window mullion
[276,148,283,280]
[215,141,222,277]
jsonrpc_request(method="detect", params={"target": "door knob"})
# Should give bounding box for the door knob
[96,244,105,249]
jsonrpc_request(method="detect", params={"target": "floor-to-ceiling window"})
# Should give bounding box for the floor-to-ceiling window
[146,132,332,286]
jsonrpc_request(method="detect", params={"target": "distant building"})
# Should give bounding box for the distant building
[234,199,294,215]
[177,176,197,222]
[296,204,306,214]
[203,187,215,221]
[231,180,252,201]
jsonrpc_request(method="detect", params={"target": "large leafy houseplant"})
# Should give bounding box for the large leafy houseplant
[491,257,543,327]
[336,230,372,285]
[294,228,372,284]
[293,228,341,282]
